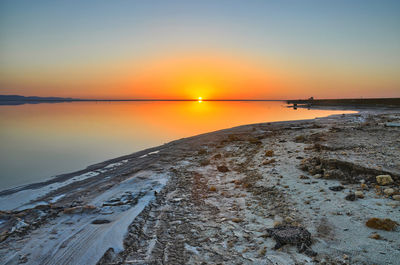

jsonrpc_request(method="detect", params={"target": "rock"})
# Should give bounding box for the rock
[285,216,294,223]
[263,159,276,165]
[217,165,229,172]
[369,233,381,240]
[299,175,309,180]
[376,175,393,185]
[213,153,222,159]
[313,174,322,179]
[265,226,316,256]
[265,150,274,157]
[92,219,111,225]
[365,218,398,231]
[209,186,217,192]
[355,191,364,198]
[383,188,395,196]
[360,183,368,190]
[329,186,345,192]
[393,195,400,201]
[258,247,267,257]
[232,218,243,223]
[345,193,356,201]
[19,254,28,264]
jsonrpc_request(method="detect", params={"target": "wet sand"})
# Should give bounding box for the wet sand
[1,109,400,264]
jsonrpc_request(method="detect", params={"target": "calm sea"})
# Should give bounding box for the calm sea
[0,101,355,190]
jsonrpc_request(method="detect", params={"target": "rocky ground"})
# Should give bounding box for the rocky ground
[0,110,399,265]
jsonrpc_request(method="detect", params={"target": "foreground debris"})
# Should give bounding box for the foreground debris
[1,110,400,264]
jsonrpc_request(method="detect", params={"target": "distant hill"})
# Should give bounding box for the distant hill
[0,95,76,105]
[0,95,74,101]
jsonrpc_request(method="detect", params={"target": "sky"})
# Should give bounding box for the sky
[0,0,399,100]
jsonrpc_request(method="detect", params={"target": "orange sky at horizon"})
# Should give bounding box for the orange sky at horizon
[2,51,399,100]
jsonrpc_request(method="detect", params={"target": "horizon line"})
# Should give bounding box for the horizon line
[1,95,400,102]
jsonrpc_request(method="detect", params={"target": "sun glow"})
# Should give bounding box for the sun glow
[198,97,202,102]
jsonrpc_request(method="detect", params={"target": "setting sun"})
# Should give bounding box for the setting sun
[198,97,202,102]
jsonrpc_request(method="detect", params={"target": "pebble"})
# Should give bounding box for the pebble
[369,233,381,240]
[376,175,393,185]
[265,150,274,157]
[232,218,242,223]
[383,188,394,196]
[91,219,111,225]
[365,217,397,231]
[217,165,229,172]
[209,186,217,192]
[329,186,345,191]
[285,216,294,223]
[355,191,364,198]
[393,195,400,201]
[345,193,356,201]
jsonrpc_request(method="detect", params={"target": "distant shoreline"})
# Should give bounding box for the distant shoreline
[287,97,400,108]
[2,94,400,105]
[0,95,286,106]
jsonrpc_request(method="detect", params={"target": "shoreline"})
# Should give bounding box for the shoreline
[1,108,399,264]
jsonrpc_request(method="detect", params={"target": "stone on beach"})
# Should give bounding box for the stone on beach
[265,150,274,157]
[262,158,276,165]
[265,225,316,256]
[217,165,229,172]
[376,175,393,185]
[369,233,381,240]
[383,188,394,196]
[365,218,398,231]
[345,193,356,201]
[355,191,364,198]
[91,219,111,225]
[329,186,345,192]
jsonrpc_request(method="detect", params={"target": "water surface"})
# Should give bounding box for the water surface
[0,101,355,190]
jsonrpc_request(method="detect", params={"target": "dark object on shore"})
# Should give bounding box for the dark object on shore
[217,165,229,172]
[265,226,316,256]
[345,193,356,201]
[366,218,398,231]
[329,186,345,191]
[92,219,111,225]
[287,98,400,108]
[213,153,222,159]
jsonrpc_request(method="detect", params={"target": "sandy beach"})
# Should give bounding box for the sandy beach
[1,109,399,264]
